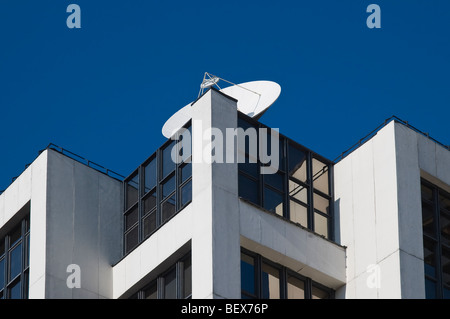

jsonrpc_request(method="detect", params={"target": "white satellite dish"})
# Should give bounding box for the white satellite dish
[161,73,281,138]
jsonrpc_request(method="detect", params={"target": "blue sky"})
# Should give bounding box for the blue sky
[1,0,449,190]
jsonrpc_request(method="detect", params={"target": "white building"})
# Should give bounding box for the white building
[0,88,449,299]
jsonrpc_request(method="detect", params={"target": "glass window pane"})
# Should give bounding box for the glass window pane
[237,119,258,156]
[314,213,329,238]
[143,211,157,238]
[181,163,192,184]
[143,191,157,215]
[440,193,450,212]
[312,285,330,299]
[261,262,280,299]
[184,258,192,298]
[312,158,329,195]
[0,259,4,289]
[164,268,177,299]
[287,275,305,299]
[288,144,307,183]
[25,235,30,269]
[423,237,436,278]
[314,192,330,215]
[181,180,192,207]
[265,172,284,191]
[289,180,308,204]
[238,158,258,178]
[126,172,139,210]
[162,141,176,179]
[8,279,21,299]
[144,158,157,194]
[9,243,22,281]
[425,278,437,299]
[240,253,255,296]
[178,126,192,161]
[125,226,139,253]
[9,225,21,247]
[162,175,175,199]
[290,200,308,227]
[0,239,4,256]
[25,215,30,232]
[238,174,259,204]
[422,201,435,238]
[162,195,176,223]
[421,184,434,202]
[444,286,450,299]
[442,246,450,287]
[125,206,138,231]
[264,187,284,217]
[441,212,450,246]
[144,283,157,299]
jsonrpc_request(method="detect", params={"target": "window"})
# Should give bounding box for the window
[0,213,30,299]
[240,249,334,299]
[237,114,334,240]
[421,179,450,299]
[128,253,191,299]
[123,122,192,255]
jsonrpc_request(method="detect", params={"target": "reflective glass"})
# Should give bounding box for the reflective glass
[9,243,22,281]
[264,187,284,217]
[144,158,156,194]
[180,163,192,184]
[125,206,138,231]
[423,237,436,278]
[440,193,450,212]
[425,278,436,299]
[0,259,4,289]
[265,172,284,191]
[312,285,329,299]
[441,212,450,246]
[9,225,21,247]
[422,184,434,202]
[314,192,330,215]
[288,144,307,183]
[312,158,329,195]
[8,280,20,299]
[289,180,308,204]
[181,181,192,207]
[162,195,176,222]
[314,213,329,238]
[239,175,259,204]
[422,201,435,238]
[162,141,176,178]
[164,268,177,299]
[442,246,450,286]
[162,175,175,199]
[143,191,157,215]
[287,276,305,299]
[290,200,308,227]
[261,263,280,299]
[125,226,139,253]
[126,173,139,210]
[143,211,157,238]
[241,253,255,296]
[183,258,192,298]
[144,283,157,299]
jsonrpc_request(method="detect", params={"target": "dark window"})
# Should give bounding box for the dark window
[237,114,334,241]
[240,249,334,299]
[164,268,177,299]
[421,180,450,299]
[240,252,256,298]
[162,141,176,179]
[128,253,191,299]
[144,158,157,194]
[183,258,192,298]
[123,122,192,255]
[126,172,139,210]
[0,213,30,299]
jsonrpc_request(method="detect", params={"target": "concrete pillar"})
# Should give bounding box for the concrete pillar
[191,88,241,299]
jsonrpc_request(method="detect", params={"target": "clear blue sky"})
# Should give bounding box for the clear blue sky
[1,0,449,190]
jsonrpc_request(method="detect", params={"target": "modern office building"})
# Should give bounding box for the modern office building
[0,88,449,299]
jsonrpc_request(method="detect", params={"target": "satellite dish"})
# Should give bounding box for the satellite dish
[161,73,281,138]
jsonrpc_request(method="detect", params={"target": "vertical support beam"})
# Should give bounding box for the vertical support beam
[191,89,241,299]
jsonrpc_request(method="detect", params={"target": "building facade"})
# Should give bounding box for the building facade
[0,88,448,299]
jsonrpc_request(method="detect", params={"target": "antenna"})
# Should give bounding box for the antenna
[162,73,281,138]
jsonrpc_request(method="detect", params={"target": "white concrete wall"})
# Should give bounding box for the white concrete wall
[335,121,450,299]
[240,200,346,289]
[0,150,48,298]
[112,204,193,299]
[45,150,123,299]
[191,89,241,299]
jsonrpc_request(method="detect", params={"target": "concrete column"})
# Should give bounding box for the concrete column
[191,88,241,299]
